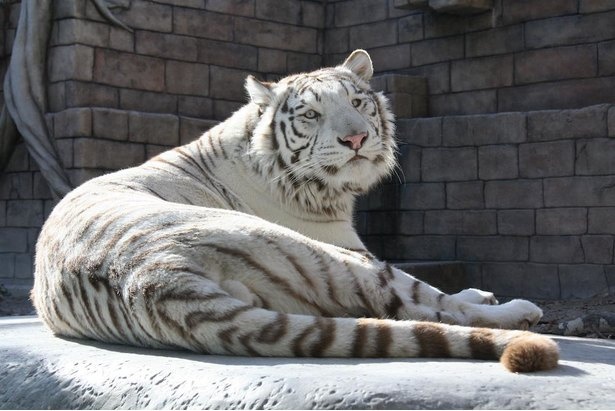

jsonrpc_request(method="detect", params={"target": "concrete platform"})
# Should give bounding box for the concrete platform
[1,316,614,409]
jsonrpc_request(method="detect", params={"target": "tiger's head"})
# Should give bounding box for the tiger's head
[245,50,397,215]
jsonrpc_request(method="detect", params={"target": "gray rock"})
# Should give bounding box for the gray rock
[1,316,614,409]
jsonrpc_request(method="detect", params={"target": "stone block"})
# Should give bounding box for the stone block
[33,173,53,199]
[515,45,597,85]
[421,147,477,182]
[376,75,428,95]
[205,0,255,16]
[255,0,301,24]
[544,176,615,207]
[609,107,615,137]
[478,145,518,180]
[559,265,609,299]
[332,0,387,27]
[530,236,585,264]
[358,184,399,211]
[146,145,172,160]
[258,48,287,73]
[47,82,66,112]
[465,25,523,58]
[443,112,526,146]
[399,211,424,235]
[404,62,450,94]
[6,200,43,227]
[210,66,253,101]
[67,169,109,187]
[422,12,466,38]
[581,235,614,264]
[110,1,172,33]
[519,140,575,178]
[430,90,496,116]
[527,105,608,142]
[364,212,400,235]
[0,228,28,253]
[398,145,421,183]
[53,108,92,138]
[136,31,198,62]
[93,49,165,92]
[385,92,427,119]
[4,144,29,172]
[499,78,615,112]
[14,253,33,279]
[0,173,32,200]
[446,181,484,210]
[502,0,577,25]
[497,210,535,236]
[48,45,94,82]
[399,183,445,210]
[214,100,243,121]
[457,236,528,261]
[525,11,615,49]
[165,61,209,96]
[65,81,118,109]
[109,26,134,52]
[178,96,214,119]
[92,108,129,141]
[120,90,177,114]
[368,45,412,72]
[73,139,145,170]
[180,117,218,145]
[55,18,109,47]
[599,40,615,76]
[576,139,615,176]
[301,1,325,28]
[580,0,615,13]
[235,17,318,53]
[482,262,560,299]
[588,207,615,234]
[349,21,397,50]
[428,0,492,14]
[398,14,423,43]
[607,265,615,295]
[424,210,496,235]
[53,0,86,18]
[411,37,464,67]
[485,180,543,209]
[287,53,322,73]
[396,118,442,147]
[451,55,513,92]
[0,254,14,279]
[129,113,179,146]
[197,39,258,70]
[536,208,587,235]
[324,28,349,55]
[385,235,456,260]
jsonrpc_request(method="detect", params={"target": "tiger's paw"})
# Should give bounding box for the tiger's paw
[453,288,499,305]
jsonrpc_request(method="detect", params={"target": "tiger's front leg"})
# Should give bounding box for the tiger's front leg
[390,267,542,329]
[352,258,542,330]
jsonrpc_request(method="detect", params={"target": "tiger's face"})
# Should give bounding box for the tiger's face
[247,50,397,194]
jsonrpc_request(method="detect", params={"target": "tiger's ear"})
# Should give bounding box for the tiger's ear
[341,49,373,82]
[245,75,274,108]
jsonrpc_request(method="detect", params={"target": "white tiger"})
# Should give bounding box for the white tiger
[32,50,558,372]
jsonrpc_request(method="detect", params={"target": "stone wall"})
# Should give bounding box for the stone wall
[324,0,615,116]
[357,104,615,299]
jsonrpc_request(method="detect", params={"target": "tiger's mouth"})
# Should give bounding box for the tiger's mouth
[348,154,368,163]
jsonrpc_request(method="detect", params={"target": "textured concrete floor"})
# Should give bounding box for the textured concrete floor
[1,316,614,409]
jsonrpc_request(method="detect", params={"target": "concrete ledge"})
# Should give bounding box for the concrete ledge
[1,317,614,409]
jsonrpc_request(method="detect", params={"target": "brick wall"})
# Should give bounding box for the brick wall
[324,0,615,116]
[357,104,615,299]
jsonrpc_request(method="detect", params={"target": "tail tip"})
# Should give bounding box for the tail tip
[501,334,559,373]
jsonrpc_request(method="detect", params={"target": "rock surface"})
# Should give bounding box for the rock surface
[1,316,614,409]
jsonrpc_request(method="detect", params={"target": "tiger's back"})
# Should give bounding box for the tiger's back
[33,50,559,372]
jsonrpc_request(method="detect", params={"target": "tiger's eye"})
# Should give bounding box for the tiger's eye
[304,109,318,119]
[352,98,362,108]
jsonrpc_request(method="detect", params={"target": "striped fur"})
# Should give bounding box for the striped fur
[32,50,558,372]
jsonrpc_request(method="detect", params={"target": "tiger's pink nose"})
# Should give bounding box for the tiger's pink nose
[338,133,367,150]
